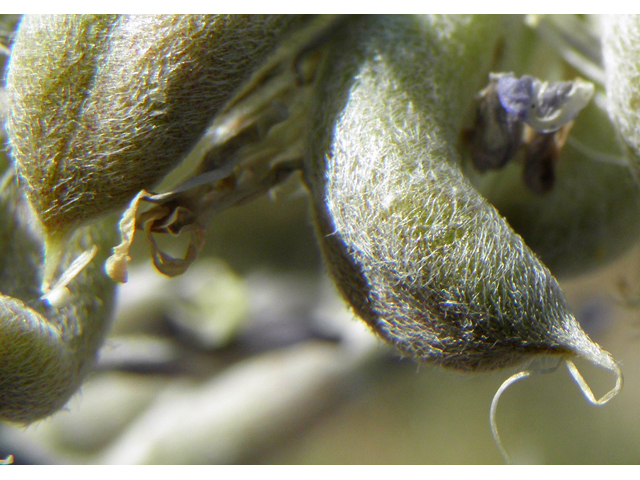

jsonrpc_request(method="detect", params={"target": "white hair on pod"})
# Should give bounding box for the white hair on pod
[304,15,621,462]
[603,15,640,181]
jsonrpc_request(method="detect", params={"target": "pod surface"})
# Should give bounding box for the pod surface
[6,15,303,237]
[0,175,117,423]
[305,15,605,371]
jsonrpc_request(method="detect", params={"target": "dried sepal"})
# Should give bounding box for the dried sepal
[140,205,206,278]
[104,190,149,283]
[105,189,206,281]
[466,76,524,172]
[106,16,343,279]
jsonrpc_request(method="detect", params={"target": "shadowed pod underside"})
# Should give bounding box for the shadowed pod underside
[304,15,619,375]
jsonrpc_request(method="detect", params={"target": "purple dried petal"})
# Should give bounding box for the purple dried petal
[495,73,537,119]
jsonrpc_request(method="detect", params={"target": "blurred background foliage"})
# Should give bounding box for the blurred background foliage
[2,14,640,465]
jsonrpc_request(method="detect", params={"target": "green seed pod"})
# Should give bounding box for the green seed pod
[603,15,640,173]
[5,14,304,283]
[0,173,117,423]
[305,15,618,374]
[1,15,117,423]
[304,15,622,461]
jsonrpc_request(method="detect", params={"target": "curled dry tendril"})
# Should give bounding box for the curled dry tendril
[491,356,623,463]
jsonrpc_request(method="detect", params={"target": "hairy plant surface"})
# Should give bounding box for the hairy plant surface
[0,14,638,463]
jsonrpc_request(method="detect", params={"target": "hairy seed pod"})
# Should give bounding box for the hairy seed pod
[603,15,640,173]
[0,173,117,424]
[5,14,304,274]
[305,15,618,374]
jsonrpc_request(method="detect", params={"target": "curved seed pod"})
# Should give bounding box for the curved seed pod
[305,15,619,378]
[0,171,117,423]
[5,14,305,284]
